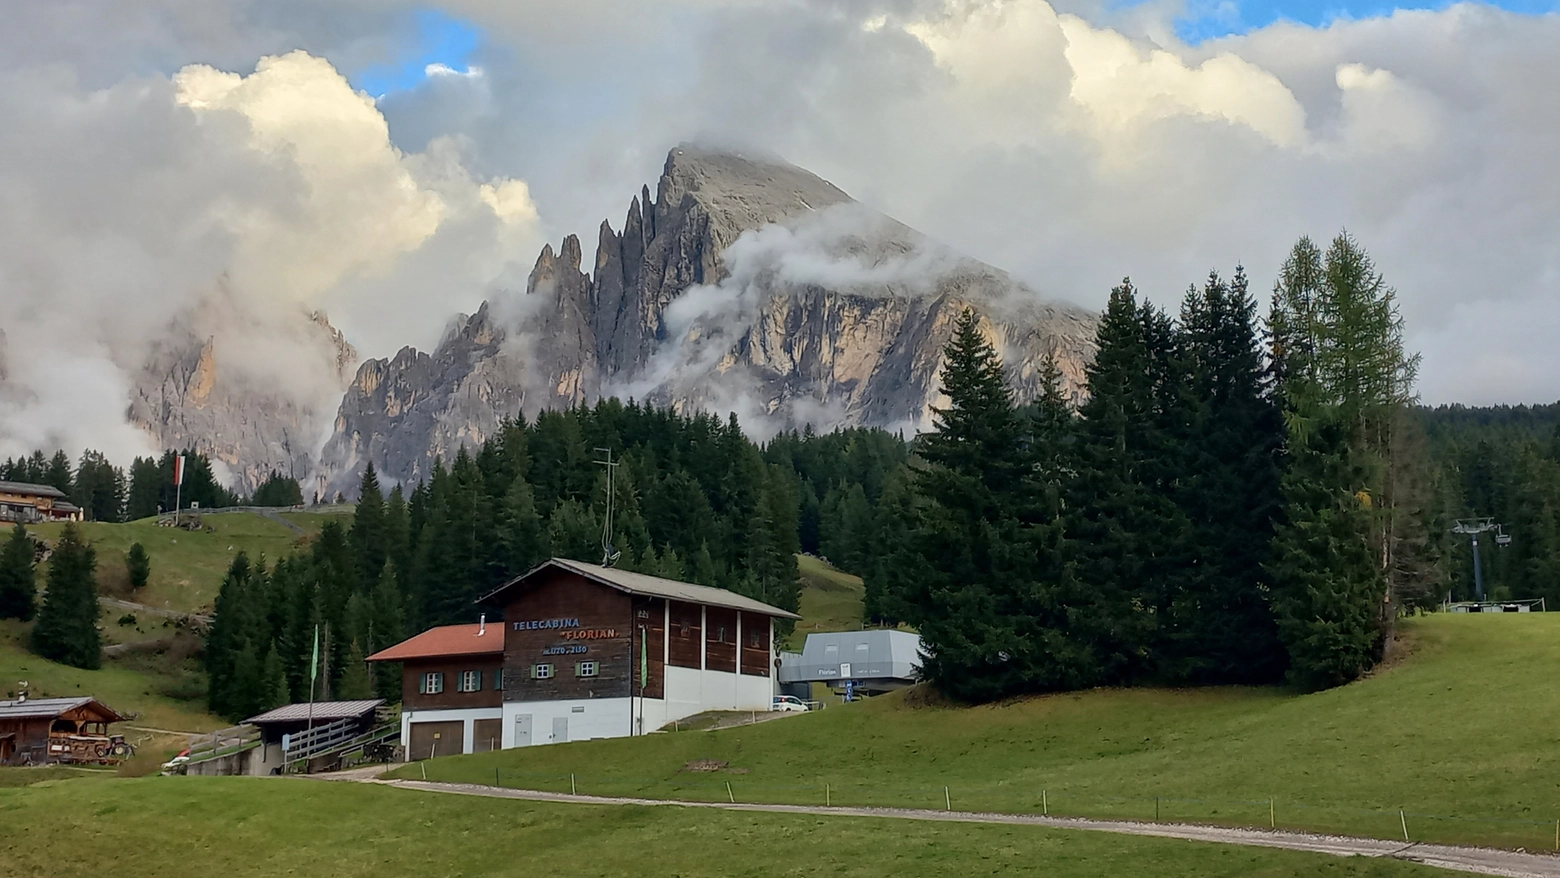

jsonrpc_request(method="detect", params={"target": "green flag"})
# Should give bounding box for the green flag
[640,630,648,688]
[309,625,319,685]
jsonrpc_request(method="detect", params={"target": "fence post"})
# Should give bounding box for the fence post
[945,786,951,811]
[495,767,500,787]
[825,783,830,807]
[571,773,577,795]
[726,782,735,804]
[420,762,427,781]
[1269,798,1275,830]
[1400,810,1409,842]
[1155,797,1160,822]
[1042,790,1048,817]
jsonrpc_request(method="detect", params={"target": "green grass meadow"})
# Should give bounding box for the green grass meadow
[0,622,220,733]
[790,554,867,650]
[0,777,1455,878]
[392,614,1560,849]
[29,513,315,614]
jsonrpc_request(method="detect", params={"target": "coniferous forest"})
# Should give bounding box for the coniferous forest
[8,233,1560,715]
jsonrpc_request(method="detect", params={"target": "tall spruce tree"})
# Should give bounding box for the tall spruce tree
[1067,282,1189,683]
[1169,269,1287,683]
[893,309,1077,700]
[0,524,37,621]
[349,463,387,588]
[30,523,101,669]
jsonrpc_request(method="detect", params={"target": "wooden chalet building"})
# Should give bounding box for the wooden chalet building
[367,622,505,760]
[0,696,127,765]
[371,558,799,754]
[0,480,83,524]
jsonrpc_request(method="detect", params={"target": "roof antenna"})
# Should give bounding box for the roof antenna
[595,447,622,568]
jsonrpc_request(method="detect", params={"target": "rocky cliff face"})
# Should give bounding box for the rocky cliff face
[128,310,357,494]
[319,146,1097,493]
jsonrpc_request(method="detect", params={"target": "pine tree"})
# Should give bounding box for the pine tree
[1169,269,1287,684]
[1067,282,1185,683]
[126,542,151,590]
[126,457,163,520]
[44,450,73,495]
[30,523,101,669]
[496,476,548,576]
[206,552,257,717]
[894,308,1077,700]
[349,463,387,588]
[1266,234,1419,687]
[261,647,289,712]
[0,524,37,621]
[336,640,373,700]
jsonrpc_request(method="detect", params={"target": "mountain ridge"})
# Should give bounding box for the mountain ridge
[316,146,1097,494]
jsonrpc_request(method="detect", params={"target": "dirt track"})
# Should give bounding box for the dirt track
[366,778,1560,878]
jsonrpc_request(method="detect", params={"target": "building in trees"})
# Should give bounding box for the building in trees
[0,481,83,524]
[372,558,798,756]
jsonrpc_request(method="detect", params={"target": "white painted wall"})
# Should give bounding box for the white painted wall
[401,706,503,755]
[501,698,632,747]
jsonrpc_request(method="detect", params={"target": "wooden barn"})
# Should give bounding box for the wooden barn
[0,696,129,765]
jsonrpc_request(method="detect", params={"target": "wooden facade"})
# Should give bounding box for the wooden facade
[0,697,128,765]
[501,567,643,703]
[0,481,81,524]
[400,655,504,711]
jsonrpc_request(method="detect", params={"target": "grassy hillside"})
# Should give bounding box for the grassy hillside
[29,513,316,614]
[392,614,1560,849]
[0,622,220,733]
[0,778,1452,878]
[789,554,866,650]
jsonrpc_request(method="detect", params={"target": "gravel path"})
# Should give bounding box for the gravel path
[368,779,1560,878]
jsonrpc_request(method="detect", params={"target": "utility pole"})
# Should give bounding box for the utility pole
[595,448,621,568]
[1451,518,1511,602]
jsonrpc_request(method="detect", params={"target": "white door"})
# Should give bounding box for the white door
[840,662,852,679]
[513,714,532,747]
[552,716,569,744]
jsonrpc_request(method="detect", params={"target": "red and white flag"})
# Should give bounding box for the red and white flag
[173,455,185,487]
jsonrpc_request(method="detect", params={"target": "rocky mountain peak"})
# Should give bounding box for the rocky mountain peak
[317,146,1098,494]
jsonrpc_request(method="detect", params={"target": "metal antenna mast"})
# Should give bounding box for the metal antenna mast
[595,447,621,568]
[1451,518,1511,602]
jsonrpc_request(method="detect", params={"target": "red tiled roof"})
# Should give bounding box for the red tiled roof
[366,623,504,662]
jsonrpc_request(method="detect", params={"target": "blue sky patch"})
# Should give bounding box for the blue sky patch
[1171,0,1558,43]
[351,8,481,97]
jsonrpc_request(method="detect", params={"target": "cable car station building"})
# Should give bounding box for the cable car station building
[373,558,799,754]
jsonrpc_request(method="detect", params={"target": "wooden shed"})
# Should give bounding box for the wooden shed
[0,696,129,765]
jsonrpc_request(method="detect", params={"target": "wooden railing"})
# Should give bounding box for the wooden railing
[186,725,261,764]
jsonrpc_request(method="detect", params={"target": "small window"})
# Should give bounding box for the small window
[420,672,444,695]
[459,670,481,692]
[856,643,869,653]
[710,626,727,643]
[576,661,598,678]
[532,663,554,680]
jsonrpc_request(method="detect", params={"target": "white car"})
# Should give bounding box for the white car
[771,695,809,713]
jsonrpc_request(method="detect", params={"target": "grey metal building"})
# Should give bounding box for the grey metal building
[778,630,922,697]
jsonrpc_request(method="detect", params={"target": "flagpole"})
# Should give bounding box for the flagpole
[306,624,319,737]
[173,454,184,527]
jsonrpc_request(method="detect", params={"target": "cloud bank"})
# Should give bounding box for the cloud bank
[1,0,1557,469]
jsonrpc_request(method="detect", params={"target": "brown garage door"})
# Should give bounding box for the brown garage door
[408,721,463,760]
[472,719,502,753]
